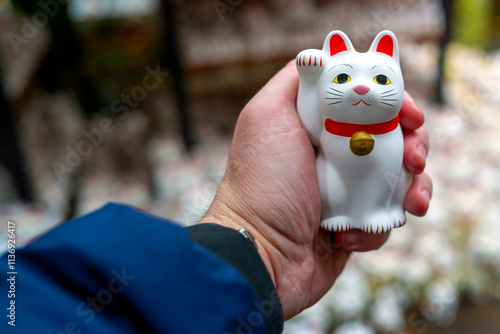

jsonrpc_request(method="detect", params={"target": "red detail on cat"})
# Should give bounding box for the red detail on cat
[376,35,394,57]
[330,34,348,56]
[353,100,371,106]
[309,55,312,66]
[320,56,322,67]
[324,114,400,137]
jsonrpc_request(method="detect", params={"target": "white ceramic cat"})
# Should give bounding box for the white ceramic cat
[296,30,411,234]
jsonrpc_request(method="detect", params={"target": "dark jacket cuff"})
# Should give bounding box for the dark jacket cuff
[186,223,284,334]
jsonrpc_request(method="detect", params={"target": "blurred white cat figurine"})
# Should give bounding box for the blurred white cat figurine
[296,30,411,234]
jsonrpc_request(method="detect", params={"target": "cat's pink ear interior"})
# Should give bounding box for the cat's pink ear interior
[376,35,394,57]
[329,34,348,56]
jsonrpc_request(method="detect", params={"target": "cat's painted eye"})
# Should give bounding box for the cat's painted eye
[333,73,351,84]
[374,75,391,85]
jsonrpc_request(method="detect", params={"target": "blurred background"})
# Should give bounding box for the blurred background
[0,0,499,333]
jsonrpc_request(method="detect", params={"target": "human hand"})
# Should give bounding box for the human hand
[199,61,432,319]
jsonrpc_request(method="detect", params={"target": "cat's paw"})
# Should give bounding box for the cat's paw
[361,211,397,234]
[296,50,324,67]
[296,49,326,77]
[362,221,393,234]
[388,208,406,230]
[362,216,406,234]
[321,216,352,232]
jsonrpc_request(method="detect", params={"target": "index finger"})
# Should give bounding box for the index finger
[400,91,425,131]
[334,229,390,252]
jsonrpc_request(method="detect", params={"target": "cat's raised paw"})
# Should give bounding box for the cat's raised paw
[321,217,352,232]
[296,50,324,68]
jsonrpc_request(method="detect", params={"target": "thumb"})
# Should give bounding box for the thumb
[247,60,299,114]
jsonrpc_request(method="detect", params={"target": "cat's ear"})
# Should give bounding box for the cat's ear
[323,30,354,57]
[369,30,399,63]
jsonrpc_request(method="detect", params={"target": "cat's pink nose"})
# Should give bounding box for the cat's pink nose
[353,85,370,95]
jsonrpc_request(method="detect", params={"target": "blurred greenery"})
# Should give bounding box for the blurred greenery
[453,0,494,49]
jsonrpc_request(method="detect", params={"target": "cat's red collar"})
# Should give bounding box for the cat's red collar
[325,114,400,137]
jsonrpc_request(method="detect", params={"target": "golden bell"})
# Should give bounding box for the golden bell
[349,131,374,156]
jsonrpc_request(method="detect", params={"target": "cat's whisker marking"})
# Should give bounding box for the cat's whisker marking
[330,88,343,94]
[381,99,398,101]
[325,97,342,100]
[381,93,398,97]
[328,101,343,105]
[381,89,394,94]
[381,102,395,107]
[326,91,343,96]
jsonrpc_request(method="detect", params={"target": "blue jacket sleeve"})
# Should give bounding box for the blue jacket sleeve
[0,203,280,333]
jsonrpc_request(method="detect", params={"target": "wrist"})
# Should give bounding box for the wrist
[199,200,277,287]
[186,221,284,333]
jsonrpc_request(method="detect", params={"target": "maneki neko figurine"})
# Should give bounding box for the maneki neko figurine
[296,30,411,234]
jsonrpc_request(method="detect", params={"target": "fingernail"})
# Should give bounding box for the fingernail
[418,144,427,157]
[422,189,431,202]
[342,230,363,247]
